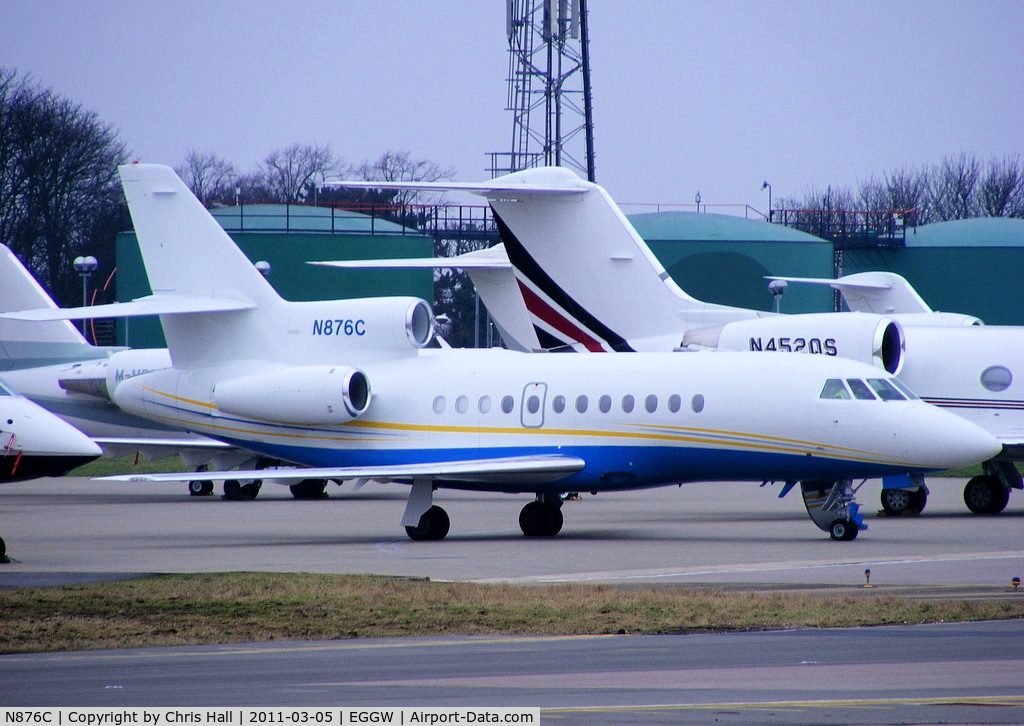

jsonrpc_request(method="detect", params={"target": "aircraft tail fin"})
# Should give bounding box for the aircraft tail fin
[330,167,756,352]
[0,244,111,368]
[117,163,283,365]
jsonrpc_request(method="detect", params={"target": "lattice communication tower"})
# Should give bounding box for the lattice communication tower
[490,0,596,181]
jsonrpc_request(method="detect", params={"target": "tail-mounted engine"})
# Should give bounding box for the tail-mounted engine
[681,312,904,374]
[213,365,371,424]
[296,296,434,356]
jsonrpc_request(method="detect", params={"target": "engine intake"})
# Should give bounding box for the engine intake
[214,365,371,424]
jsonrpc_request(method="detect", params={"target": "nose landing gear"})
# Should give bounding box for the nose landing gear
[801,479,866,541]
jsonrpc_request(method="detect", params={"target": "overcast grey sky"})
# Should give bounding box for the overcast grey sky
[3,1,1023,213]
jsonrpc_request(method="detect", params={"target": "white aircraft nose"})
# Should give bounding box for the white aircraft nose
[899,403,1002,471]
[13,405,102,458]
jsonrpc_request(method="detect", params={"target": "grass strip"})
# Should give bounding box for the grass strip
[3,572,1023,654]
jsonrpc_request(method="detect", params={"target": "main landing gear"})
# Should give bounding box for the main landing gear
[879,475,929,516]
[400,480,567,541]
[519,495,564,537]
[800,479,866,541]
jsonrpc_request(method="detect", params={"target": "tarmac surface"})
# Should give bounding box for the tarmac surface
[3,475,1024,723]
[1,474,1023,592]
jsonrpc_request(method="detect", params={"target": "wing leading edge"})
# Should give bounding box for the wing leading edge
[99,454,586,486]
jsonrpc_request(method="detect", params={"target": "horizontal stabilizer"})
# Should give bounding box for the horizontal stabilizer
[98,454,585,485]
[309,245,512,271]
[0,294,255,321]
[766,272,934,315]
[326,167,591,198]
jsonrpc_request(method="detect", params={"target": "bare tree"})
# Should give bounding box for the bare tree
[0,68,128,305]
[176,149,238,207]
[927,152,981,221]
[260,142,336,203]
[980,155,1024,218]
[354,149,455,207]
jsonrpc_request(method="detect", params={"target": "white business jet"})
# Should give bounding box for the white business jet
[2,164,998,542]
[0,377,102,560]
[323,167,1023,517]
[0,244,322,500]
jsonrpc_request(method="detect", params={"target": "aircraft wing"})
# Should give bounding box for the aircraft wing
[98,454,585,485]
[0,294,254,322]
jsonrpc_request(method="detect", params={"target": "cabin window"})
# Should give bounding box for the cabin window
[846,379,875,400]
[526,395,541,414]
[432,396,446,414]
[820,379,851,399]
[455,395,469,414]
[645,394,658,413]
[867,378,905,401]
[552,394,566,413]
[668,393,682,413]
[501,395,515,414]
[691,394,705,413]
[599,395,612,413]
[478,395,492,414]
[576,395,589,413]
[981,365,1013,392]
[622,394,635,413]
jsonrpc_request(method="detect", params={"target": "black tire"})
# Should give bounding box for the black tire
[290,479,328,499]
[880,488,911,515]
[188,480,214,496]
[908,487,928,514]
[405,505,450,541]
[519,501,562,537]
[0,535,7,562]
[829,518,858,541]
[223,480,242,500]
[240,481,262,500]
[964,475,1009,514]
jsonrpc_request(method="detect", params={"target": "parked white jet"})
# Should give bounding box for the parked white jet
[0,243,317,499]
[325,167,1024,517]
[0,377,102,560]
[4,163,999,542]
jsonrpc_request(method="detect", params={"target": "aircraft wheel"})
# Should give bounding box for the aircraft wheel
[224,479,261,500]
[880,488,912,515]
[290,479,328,499]
[908,487,928,514]
[405,505,450,541]
[519,501,563,537]
[964,475,1009,514]
[0,535,7,563]
[829,518,858,541]
[188,480,214,496]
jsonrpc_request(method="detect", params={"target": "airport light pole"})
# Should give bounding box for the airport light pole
[761,180,773,222]
[73,255,97,335]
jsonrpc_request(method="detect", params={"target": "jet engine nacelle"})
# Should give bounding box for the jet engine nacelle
[295,297,435,354]
[213,365,371,425]
[682,312,905,374]
[59,348,173,401]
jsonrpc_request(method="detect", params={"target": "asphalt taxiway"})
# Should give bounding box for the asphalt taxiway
[3,475,1024,724]
[1,475,1022,591]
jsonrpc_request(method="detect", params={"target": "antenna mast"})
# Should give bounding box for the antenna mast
[491,0,596,181]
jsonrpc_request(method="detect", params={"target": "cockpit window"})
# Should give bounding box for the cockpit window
[867,378,906,401]
[889,378,920,400]
[820,379,851,399]
[0,379,11,396]
[847,379,876,400]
